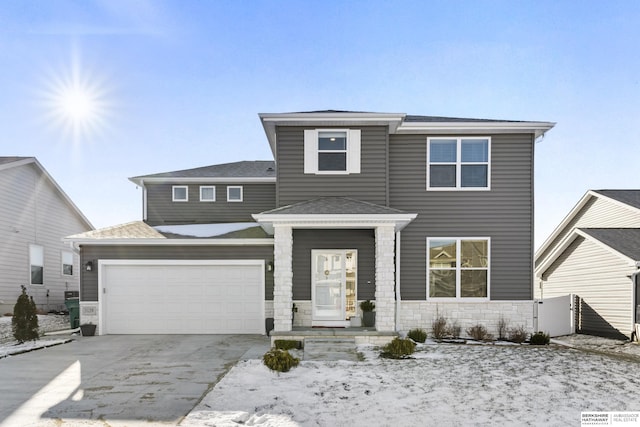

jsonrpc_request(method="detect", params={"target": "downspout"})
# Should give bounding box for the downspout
[141,179,147,221]
[631,266,640,342]
[395,231,401,332]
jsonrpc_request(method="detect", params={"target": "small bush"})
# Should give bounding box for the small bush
[407,328,427,343]
[12,286,39,344]
[263,349,299,372]
[381,337,416,359]
[466,324,493,341]
[530,331,550,345]
[446,321,461,339]
[274,339,302,350]
[431,316,448,339]
[497,316,509,340]
[508,325,528,343]
[359,300,375,312]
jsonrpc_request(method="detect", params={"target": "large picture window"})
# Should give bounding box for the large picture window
[427,238,489,299]
[427,137,490,190]
[30,244,44,285]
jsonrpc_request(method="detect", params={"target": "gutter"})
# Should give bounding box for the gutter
[395,231,401,332]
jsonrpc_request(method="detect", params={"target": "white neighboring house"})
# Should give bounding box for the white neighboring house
[535,190,640,340]
[0,157,93,314]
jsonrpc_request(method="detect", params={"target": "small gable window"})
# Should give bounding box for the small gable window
[172,185,188,202]
[200,186,216,202]
[427,137,490,190]
[304,129,361,174]
[227,186,243,202]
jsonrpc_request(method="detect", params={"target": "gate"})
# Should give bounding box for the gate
[535,294,574,337]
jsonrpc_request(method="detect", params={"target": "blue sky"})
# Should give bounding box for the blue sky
[1,1,639,248]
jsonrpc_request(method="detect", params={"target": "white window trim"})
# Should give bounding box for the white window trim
[29,244,44,286]
[199,185,216,202]
[61,250,74,276]
[426,237,491,301]
[172,185,189,202]
[426,137,491,191]
[227,185,243,202]
[304,128,361,175]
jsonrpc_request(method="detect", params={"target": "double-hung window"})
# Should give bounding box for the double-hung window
[304,129,361,174]
[427,137,490,189]
[427,238,490,299]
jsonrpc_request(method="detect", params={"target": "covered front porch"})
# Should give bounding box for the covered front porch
[254,197,417,336]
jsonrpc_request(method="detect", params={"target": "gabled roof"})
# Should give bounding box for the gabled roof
[535,189,640,266]
[129,160,276,185]
[579,228,640,263]
[257,197,407,215]
[259,110,555,155]
[0,157,93,230]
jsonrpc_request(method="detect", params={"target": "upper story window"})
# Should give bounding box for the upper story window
[30,244,44,285]
[427,238,490,300]
[200,186,216,202]
[304,129,361,174]
[427,137,490,190]
[227,186,243,202]
[172,185,188,202]
[61,251,73,276]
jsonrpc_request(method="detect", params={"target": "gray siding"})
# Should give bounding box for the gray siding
[0,163,91,312]
[145,182,276,225]
[276,126,388,207]
[292,229,376,300]
[536,196,640,268]
[541,236,634,339]
[389,133,535,300]
[80,245,274,302]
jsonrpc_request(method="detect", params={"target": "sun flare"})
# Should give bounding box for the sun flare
[59,88,95,121]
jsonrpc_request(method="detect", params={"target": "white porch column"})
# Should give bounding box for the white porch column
[273,225,294,332]
[375,225,396,332]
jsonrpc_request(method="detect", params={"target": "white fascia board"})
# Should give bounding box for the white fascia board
[64,238,274,246]
[396,121,556,139]
[259,112,406,155]
[574,229,637,267]
[129,176,275,186]
[253,213,417,232]
[535,190,598,264]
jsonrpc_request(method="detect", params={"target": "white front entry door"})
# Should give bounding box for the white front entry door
[312,250,357,327]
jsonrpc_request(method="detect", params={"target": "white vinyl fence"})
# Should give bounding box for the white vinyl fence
[535,294,574,337]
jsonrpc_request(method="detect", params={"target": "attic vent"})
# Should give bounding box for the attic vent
[267,167,274,171]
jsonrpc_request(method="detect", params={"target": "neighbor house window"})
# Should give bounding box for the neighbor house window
[227,186,243,202]
[200,186,216,202]
[427,238,490,299]
[30,244,44,285]
[427,137,490,190]
[62,251,73,276]
[303,129,361,174]
[172,185,188,202]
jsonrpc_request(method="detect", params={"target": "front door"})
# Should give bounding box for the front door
[312,250,357,327]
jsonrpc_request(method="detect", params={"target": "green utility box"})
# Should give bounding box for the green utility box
[64,298,80,329]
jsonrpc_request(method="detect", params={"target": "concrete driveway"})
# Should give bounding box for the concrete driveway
[0,335,270,426]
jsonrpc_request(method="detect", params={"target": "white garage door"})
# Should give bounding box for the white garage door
[100,260,265,334]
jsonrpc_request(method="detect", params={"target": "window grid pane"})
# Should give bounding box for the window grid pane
[318,153,347,171]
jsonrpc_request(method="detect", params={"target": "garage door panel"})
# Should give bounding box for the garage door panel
[102,262,264,334]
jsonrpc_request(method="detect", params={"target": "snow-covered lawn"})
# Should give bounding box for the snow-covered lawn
[182,342,640,427]
[0,314,73,358]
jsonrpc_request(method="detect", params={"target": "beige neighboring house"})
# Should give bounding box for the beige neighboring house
[535,190,640,340]
[0,157,93,314]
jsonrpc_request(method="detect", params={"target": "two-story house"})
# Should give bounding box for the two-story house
[0,157,93,314]
[66,111,554,339]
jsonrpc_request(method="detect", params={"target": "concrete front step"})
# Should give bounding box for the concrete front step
[303,338,359,361]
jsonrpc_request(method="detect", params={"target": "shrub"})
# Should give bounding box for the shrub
[466,324,493,341]
[263,349,299,372]
[431,316,448,340]
[446,321,461,339]
[407,328,427,343]
[508,325,528,343]
[530,331,550,345]
[497,316,509,340]
[12,286,39,344]
[359,300,375,312]
[274,339,302,350]
[381,337,416,359]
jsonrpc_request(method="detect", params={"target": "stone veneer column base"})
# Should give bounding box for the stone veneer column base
[375,226,396,332]
[398,301,535,337]
[79,302,100,334]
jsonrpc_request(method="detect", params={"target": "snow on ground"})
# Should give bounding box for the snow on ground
[0,314,74,358]
[182,342,640,427]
